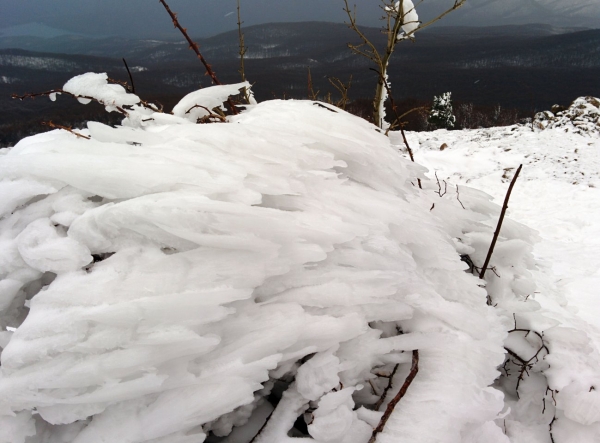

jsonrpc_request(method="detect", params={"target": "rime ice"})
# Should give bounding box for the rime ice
[0,75,599,443]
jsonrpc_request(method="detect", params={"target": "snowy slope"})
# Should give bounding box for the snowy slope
[0,74,599,443]
[401,115,600,442]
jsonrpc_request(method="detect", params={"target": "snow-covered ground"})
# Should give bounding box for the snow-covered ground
[1,72,600,442]
[405,123,600,333]
[400,123,600,441]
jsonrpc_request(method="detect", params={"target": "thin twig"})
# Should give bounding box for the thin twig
[313,102,338,113]
[327,75,353,110]
[374,364,400,411]
[369,380,380,396]
[13,89,87,101]
[158,0,220,85]
[185,104,227,122]
[479,164,523,280]
[435,172,448,197]
[237,0,247,83]
[42,121,90,139]
[107,77,130,90]
[13,87,161,113]
[388,107,428,132]
[249,409,274,443]
[504,328,550,398]
[122,58,136,94]
[456,185,466,209]
[307,67,319,100]
[236,0,252,104]
[368,350,419,443]
[400,126,422,189]
[158,0,238,115]
[549,416,556,443]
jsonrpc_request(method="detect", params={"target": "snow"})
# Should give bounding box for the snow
[1,73,600,443]
[0,55,79,72]
[534,96,600,136]
[0,76,19,84]
[172,82,251,122]
[398,108,600,441]
[386,1,419,39]
[63,72,141,108]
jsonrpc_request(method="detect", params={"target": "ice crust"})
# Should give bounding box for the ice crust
[0,80,595,442]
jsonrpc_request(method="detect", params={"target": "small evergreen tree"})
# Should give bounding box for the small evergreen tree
[428,91,456,130]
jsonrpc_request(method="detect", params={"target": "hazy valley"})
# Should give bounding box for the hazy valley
[1,21,599,145]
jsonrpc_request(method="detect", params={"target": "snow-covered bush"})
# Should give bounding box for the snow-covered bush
[534,96,600,136]
[428,92,456,130]
[1,72,600,443]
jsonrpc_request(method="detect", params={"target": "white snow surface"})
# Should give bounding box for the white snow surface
[172,82,251,122]
[0,78,598,443]
[387,0,419,38]
[400,120,600,442]
[63,73,141,108]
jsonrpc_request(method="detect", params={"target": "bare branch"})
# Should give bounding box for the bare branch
[368,350,419,443]
[327,75,353,110]
[237,0,247,83]
[249,409,275,443]
[185,104,227,123]
[158,0,222,86]
[158,0,240,115]
[373,364,400,411]
[479,164,523,280]
[435,172,448,197]
[237,0,252,104]
[342,0,382,66]
[42,121,90,139]
[456,185,466,209]
[13,89,85,101]
[404,0,467,40]
[307,67,319,100]
[122,58,136,94]
[13,86,161,114]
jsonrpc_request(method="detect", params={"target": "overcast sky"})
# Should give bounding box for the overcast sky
[1,0,379,38]
[1,0,598,39]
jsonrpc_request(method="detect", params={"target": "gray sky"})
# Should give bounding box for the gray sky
[1,0,373,38]
[1,0,598,39]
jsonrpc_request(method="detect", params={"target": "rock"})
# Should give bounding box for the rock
[533,96,600,136]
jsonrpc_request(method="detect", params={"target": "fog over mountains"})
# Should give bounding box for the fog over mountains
[1,0,599,39]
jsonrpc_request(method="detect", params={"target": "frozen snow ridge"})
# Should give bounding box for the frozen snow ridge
[0,74,598,442]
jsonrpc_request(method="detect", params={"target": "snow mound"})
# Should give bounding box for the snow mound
[172,82,251,122]
[534,96,600,136]
[0,77,593,442]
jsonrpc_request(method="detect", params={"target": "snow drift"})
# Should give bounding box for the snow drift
[0,74,597,442]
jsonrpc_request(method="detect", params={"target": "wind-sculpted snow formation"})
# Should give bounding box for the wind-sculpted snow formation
[0,73,594,442]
